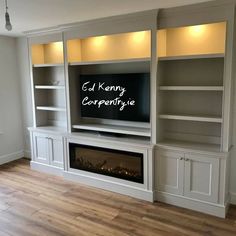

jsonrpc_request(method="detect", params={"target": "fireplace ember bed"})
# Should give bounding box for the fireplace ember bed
[69,143,144,183]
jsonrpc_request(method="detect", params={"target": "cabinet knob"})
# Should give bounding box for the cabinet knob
[185,158,190,161]
[180,157,184,160]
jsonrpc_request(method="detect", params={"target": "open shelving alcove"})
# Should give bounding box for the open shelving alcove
[30,36,67,130]
[156,21,228,152]
[65,30,153,139]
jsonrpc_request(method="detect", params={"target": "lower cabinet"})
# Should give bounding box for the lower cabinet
[184,153,219,203]
[155,149,221,204]
[32,132,64,168]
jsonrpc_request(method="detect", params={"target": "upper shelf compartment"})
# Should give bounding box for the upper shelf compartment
[67,31,151,64]
[157,22,226,58]
[31,41,64,66]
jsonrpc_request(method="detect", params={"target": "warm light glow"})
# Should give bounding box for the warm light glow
[132,31,147,43]
[51,42,63,50]
[188,25,206,37]
[91,36,107,47]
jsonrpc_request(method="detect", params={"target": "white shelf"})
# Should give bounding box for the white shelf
[157,139,222,153]
[159,86,224,91]
[72,123,151,137]
[36,106,66,112]
[69,57,150,66]
[159,114,223,123]
[33,63,64,68]
[35,85,65,90]
[29,126,67,133]
[158,53,224,61]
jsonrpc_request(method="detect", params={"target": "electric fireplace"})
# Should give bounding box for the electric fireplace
[69,143,144,183]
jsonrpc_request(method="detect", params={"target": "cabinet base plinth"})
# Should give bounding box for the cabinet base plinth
[30,161,63,176]
[155,191,229,218]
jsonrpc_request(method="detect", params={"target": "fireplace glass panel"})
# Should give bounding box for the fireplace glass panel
[69,143,143,183]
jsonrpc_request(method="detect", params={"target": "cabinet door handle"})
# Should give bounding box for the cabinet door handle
[180,157,184,160]
[185,158,190,161]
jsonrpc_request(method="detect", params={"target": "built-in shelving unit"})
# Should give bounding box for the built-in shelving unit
[157,21,226,150]
[26,2,236,217]
[66,30,151,138]
[30,37,67,129]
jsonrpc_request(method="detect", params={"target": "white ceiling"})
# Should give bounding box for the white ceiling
[1,0,215,37]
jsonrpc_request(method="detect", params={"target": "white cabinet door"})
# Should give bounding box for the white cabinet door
[156,149,184,195]
[48,135,64,168]
[184,153,219,203]
[33,132,49,164]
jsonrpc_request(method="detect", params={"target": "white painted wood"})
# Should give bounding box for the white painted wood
[69,57,150,66]
[63,10,157,40]
[159,114,223,123]
[158,0,233,29]
[63,171,154,202]
[66,131,152,149]
[62,32,72,133]
[150,25,158,144]
[29,126,66,134]
[184,153,220,203]
[25,2,235,218]
[32,132,50,165]
[64,133,153,192]
[221,6,235,152]
[159,86,224,91]
[158,53,224,61]
[31,161,63,176]
[35,85,65,90]
[28,32,63,45]
[72,124,151,137]
[48,135,64,168]
[31,130,64,169]
[36,106,66,112]
[156,191,227,218]
[155,149,184,195]
[156,140,222,154]
[33,63,64,68]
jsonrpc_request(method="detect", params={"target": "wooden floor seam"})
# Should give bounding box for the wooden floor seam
[0,158,235,236]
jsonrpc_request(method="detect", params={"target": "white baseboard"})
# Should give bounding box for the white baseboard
[0,150,24,165]
[230,192,236,205]
[24,150,31,159]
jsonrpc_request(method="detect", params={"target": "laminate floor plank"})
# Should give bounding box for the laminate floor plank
[0,158,235,236]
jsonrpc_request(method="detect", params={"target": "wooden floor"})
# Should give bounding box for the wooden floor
[0,159,236,236]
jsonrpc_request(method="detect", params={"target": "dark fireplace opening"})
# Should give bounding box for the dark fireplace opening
[69,143,144,183]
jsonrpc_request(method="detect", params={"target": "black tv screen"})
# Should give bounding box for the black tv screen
[80,73,150,122]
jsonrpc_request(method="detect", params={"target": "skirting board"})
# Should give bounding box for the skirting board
[230,192,236,205]
[155,191,228,218]
[0,150,24,165]
[63,171,154,202]
[30,161,63,177]
[24,150,31,159]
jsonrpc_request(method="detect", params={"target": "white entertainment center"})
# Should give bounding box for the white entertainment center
[27,0,236,218]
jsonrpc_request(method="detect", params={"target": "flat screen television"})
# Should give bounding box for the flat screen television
[80,73,150,122]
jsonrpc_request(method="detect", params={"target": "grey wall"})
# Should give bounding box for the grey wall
[16,37,33,157]
[0,36,24,163]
